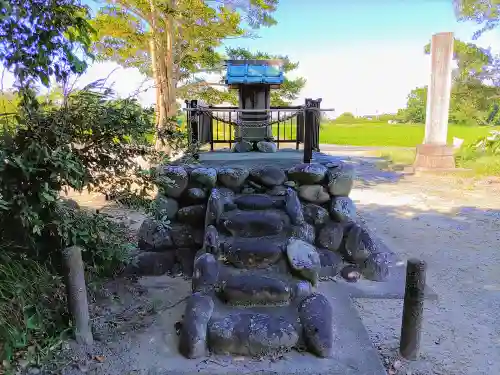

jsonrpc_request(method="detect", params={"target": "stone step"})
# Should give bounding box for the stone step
[220,273,292,306]
[220,235,287,269]
[233,194,285,210]
[208,312,299,357]
[220,209,291,237]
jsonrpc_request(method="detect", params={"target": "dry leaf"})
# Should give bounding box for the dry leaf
[94,355,105,363]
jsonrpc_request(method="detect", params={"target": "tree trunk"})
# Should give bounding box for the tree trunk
[154,8,178,153]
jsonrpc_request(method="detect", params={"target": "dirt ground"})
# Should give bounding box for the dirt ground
[60,156,500,375]
[350,171,500,375]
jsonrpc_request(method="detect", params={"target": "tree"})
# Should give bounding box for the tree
[91,0,278,148]
[185,47,307,106]
[396,86,427,123]
[454,0,500,39]
[424,38,493,83]
[0,0,93,100]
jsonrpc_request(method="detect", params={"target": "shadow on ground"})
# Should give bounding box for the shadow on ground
[353,200,500,375]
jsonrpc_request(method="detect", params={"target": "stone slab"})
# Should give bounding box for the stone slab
[329,262,438,301]
[88,277,386,375]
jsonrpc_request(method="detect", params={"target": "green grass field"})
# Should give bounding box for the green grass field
[319,122,494,147]
[211,121,494,147]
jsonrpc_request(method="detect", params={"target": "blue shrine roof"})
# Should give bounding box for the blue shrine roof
[225,60,284,85]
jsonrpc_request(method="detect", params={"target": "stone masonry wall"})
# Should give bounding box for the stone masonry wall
[131,160,392,359]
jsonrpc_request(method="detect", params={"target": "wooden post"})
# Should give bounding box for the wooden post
[303,98,313,163]
[399,258,427,360]
[296,110,304,149]
[312,98,322,152]
[414,32,455,170]
[190,99,199,145]
[62,246,93,345]
[185,100,191,145]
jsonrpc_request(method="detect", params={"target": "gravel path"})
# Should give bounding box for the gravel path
[345,158,500,375]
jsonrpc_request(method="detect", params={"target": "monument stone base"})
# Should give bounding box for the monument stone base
[414,144,455,171]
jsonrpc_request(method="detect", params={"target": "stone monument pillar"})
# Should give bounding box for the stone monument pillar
[414,32,455,170]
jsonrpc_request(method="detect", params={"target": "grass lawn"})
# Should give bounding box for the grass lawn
[319,122,494,147]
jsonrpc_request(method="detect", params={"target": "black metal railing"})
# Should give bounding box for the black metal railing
[185,98,322,162]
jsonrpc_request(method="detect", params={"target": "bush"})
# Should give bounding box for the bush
[0,83,163,365]
[0,251,67,366]
[0,83,157,259]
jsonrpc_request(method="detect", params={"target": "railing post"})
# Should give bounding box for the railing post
[296,110,304,150]
[399,258,427,360]
[185,100,191,145]
[190,99,198,145]
[303,98,313,163]
[312,98,322,152]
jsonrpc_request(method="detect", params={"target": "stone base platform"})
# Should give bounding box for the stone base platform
[93,279,387,375]
[414,144,455,171]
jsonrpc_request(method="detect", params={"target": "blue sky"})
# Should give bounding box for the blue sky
[4,0,500,115]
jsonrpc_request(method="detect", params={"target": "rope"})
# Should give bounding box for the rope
[195,107,303,128]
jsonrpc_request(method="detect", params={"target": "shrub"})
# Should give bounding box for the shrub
[0,251,67,365]
[0,83,162,365]
[0,83,157,258]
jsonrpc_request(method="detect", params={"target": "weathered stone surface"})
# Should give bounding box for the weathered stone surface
[361,252,390,282]
[283,181,296,188]
[241,187,256,194]
[292,280,313,301]
[192,252,219,293]
[177,204,206,227]
[170,223,203,248]
[203,225,219,254]
[184,188,207,204]
[266,185,288,196]
[298,293,333,358]
[250,166,286,187]
[222,209,290,237]
[285,187,305,225]
[342,224,371,263]
[218,187,236,202]
[217,167,249,190]
[317,248,344,277]
[175,248,198,277]
[234,194,275,210]
[341,264,361,283]
[221,274,291,306]
[232,140,253,153]
[256,140,277,153]
[179,293,214,359]
[156,165,188,198]
[327,163,355,197]
[302,203,330,226]
[298,185,330,204]
[222,237,283,268]
[317,222,344,252]
[291,223,316,244]
[286,238,321,284]
[329,196,357,222]
[205,189,224,228]
[208,313,299,356]
[248,180,266,191]
[138,218,173,251]
[125,251,176,276]
[153,194,179,220]
[288,163,327,185]
[190,167,217,188]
